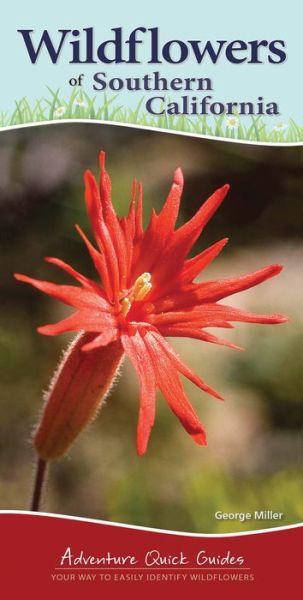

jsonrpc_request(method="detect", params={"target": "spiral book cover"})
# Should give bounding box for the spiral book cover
[0,1,302,598]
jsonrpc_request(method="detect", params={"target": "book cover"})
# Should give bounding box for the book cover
[0,1,301,597]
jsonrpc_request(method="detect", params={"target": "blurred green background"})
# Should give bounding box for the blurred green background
[0,124,302,532]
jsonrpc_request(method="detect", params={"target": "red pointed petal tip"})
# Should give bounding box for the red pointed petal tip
[173,167,184,188]
[210,183,230,202]
[193,431,207,446]
[14,273,28,282]
[205,182,230,208]
[37,325,55,335]
[136,420,154,455]
[170,182,231,258]
[253,263,284,281]
[270,264,283,276]
[84,169,100,205]
[209,182,230,210]
[45,257,56,264]
[255,263,283,278]
[36,311,86,336]
[270,315,288,324]
[14,273,41,287]
[84,169,102,232]
[99,150,106,171]
[84,168,96,189]
[208,183,230,215]
[136,420,154,456]
[44,257,83,281]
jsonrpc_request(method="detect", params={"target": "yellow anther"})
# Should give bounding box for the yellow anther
[134,281,152,301]
[132,272,152,301]
[121,297,131,316]
[120,273,152,317]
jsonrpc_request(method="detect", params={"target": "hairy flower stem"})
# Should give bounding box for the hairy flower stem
[30,457,47,512]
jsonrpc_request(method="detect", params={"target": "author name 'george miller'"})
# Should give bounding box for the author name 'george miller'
[60,547,244,567]
[215,511,284,522]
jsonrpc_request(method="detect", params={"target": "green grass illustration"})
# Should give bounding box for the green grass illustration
[0,88,302,143]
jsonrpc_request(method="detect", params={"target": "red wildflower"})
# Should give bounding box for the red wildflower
[15,152,287,459]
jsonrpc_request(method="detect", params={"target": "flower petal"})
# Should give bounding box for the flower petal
[75,224,113,301]
[37,309,116,336]
[159,325,244,351]
[152,303,287,327]
[45,256,105,295]
[139,185,230,298]
[99,152,128,288]
[122,216,135,276]
[127,180,137,238]
[172,184,230,252]
[191,264,285,304]
[131,169,183,280]
[147,330,223,400]
[135,182,143,241]
[122,331,156,455]
[143,331,207,446]
[153,264,286,314]
[179,238,229,285]
[84,169,103,246]
[14,274,109,311]
[84,170,121,300]
[156,167,183,233]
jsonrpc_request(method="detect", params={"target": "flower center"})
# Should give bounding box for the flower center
[121,272,152,317]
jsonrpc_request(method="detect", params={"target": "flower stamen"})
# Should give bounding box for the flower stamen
[121,297,131,317]
[120,272,152,317]
[132,272,152,301]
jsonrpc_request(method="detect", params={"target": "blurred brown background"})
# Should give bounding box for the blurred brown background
[0,124,302,532]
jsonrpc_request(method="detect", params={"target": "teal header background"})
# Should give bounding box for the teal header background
[1,0,302,124]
